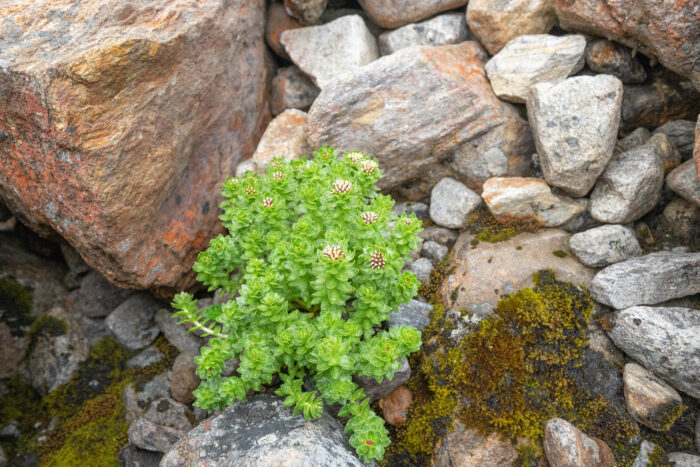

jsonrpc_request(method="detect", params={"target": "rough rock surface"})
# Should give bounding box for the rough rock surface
[696,116,700,176]
[247,109,309,174]
[270,66,320,116]
[543,418,615,467]
[652,120,697,161]
[67,270,133,318]
[429,178,482,229]
[154,309,203,353]
[633,440,663,467]
[105,293,161,350]
[0,323,25,379]
[554,0,700,89]
[284,0,327,25]
[668,452,700,467]
[266,3,301,60]
[128,397,193,453]
[662,198,700,241]
[118,444,162,467]
[388,300,433,331]
[407,257,433,284]
[589,144,664,224]
[419,226,459,246]
[169,350,201,405]
[606,306,700,398]
[0,0,271,292]
[357,0,468,29]
[160,394,364,466]
[482,177,584,227]
[441,229,595,317]
[584,39,646,84]
[308,42,534,197]
[436,423,522,467]
[666,160,700,207]
[589,252,700,309]
[379,386,411,427]
[623,362,683,431]
[377,13,468,56]
[422,241,449,264]
[646,133,681,173]
[281,15,378,89]
[485,34,586,103]
[527,75,623,196]
[616,127,651,154]
[123,372,172,422]
[568,225,642,268]
[466,0,556,55]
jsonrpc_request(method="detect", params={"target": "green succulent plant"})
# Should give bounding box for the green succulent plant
[172,146,423,462]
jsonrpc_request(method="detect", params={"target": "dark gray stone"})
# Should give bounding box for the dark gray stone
[378,13,467,56]
[128,397,192,453]
[105,293,161,350]
[388,300,433,331]
[421,241,448,264]
[406,257,433,284]
[429,178,481,229]
[126,345,164,369]
[118,444,162,467]
[154,309,204,353]
[67,270,133,318]
[418,226,459,246]
[652,120,696,161]
[585,39,646,84]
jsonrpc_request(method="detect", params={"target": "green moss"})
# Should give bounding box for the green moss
[653,402,686,431]
[29,314,68,338]
[514,442,540,467]
[552,250,568,258]
[464,207,540,244]
[0,277,33,333]
[646,444,672,467]
[516,245,523,250]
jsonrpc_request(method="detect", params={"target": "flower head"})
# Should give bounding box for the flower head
[263,197,274,207]
[272,171,285,180]
[360,211,378,225]
[271,160,284,169]
[369,251,385,269]
[360,160,377,175]
[322,245,345,261]
[346,152,363,164]
[332,179,352,195]
[245,186,256,195]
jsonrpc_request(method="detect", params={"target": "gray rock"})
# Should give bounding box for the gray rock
[652,120,696,161]
[585,39,646,84]
[106,293,161,350]
[388,299,433,331]
[128,397,192,453]
[281,15,378,89]
[392,201,430,220]
[59,243,90,276]
[482,177,584,227]
[646,133,682,173]
[271,66,320,116]
[589,145,665,224]
[616,127,652,154]
[606,306,700,398]
[356,356,410,401]
[169,350,201,405]
[485,34,586,104]
[543,418,615,467]
[118,444,162,467]
[696,416,700,452]
[154,309,204,353]
[633,441,664,467]
[123,372,172,422]
[378,13,467,56]
[667,160,700,207]
[419,226,459,246]
[662,197,700,241]
[160,394,365,466]
[284,0,327,25]
[126,345,164,370]
[357,0,468,29]
[318,8,384,37]
[667,452,700,467]
[623,362,683,431]
[568,225,642,268]
[590,252,700,309]
[421,241,449,265]
[406,257,433,284]
[559,199,602,234]
[463,146,511,182]
[429,178,481,229]
[29,307,89,395]
[67,270,133,318]
[527,75,623,197]
[80,315,110,348]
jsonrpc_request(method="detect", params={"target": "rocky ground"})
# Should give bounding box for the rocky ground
[1,0,700,466]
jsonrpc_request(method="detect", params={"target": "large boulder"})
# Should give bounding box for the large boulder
[554,0,700,89]
[308,42,534,199]
[0,0,271,292]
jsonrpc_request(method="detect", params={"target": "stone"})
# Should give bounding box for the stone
[621,71,700,132]
[284,0,327,25]
[623,362,683,431]
[668,453,700,467]
[633,440,664,467]
[653,120,697,161]
[645,133,682,173]
[466,0,556,55]
[666,160,700,207]
[318,8,384,37]
[590,252,700,309]
[392,201,430,220]
[527,75,623,196]
[697,417,700,452]
[0,0,271,292]
[307,42,534,198]
[123,372,172,422]
[589,145,665,224]
[662,198,700,241]
[59,243,90,276]
[118,444,162,467]
[160,394,364,466]
[436,423,522,467]
[265,3,302,60]
[356,356,410,401]
[388,299,433,331]
[617,128,652,154]
[67,270,133,318]
[0,323,25,379]
[429,178,482,229]
[441,229,595,317]
[169,350,201,405]
[559,199,601,234]
[127,345,164,370]
[482,177,585,227]
[568,225,642,268]
[418,226,459,246]
[485,34,586,104]
[379,386,411,427]
[270,66,320,116]
[128,397,193,453]
[584,39,646,84]
[281,15,378,89]
[105,293,161,350]
[421,241,449,265]
[154,309,204,353]
[606,306,700,398]
[543,418,615,467]
[377,13,468,56]
[357,0,468,29]
[554,0,700,89]
[29,307,89,395]
[696,116,700,176]
[248,109,309,173]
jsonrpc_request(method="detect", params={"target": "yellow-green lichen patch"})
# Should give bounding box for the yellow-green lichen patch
[552,249,568,258]
[29,314,68,338]
[464,207,540,245]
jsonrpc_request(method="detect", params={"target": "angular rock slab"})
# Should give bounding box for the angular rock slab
[466,0,556,55]
[568,224,641,268]
[308,42,534,197]
[429,177,482,229]
[666,160,700,207]
[249,109,309,173]
[485,34,586,104]
[270,66,320,116]
[527,75,623,197]
[585,39,646,84]
[358,0,468,29]
[589,252,700,310]
[436,423,524,466]
[266,2,302,60]
[378,13,468,56]
[554,0,700,89]
[281,15,378,89]
[543,418,615,467]
[160,394,364,466]
[0,0,271,292]
[441,229,595,317]
[606,306,700,398]
[623,362,683,431]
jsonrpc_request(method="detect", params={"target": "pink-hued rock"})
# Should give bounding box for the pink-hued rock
[358,0,468,29]
[0,0,271,293]
[543,418,615,467]
[265,2,302,60]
